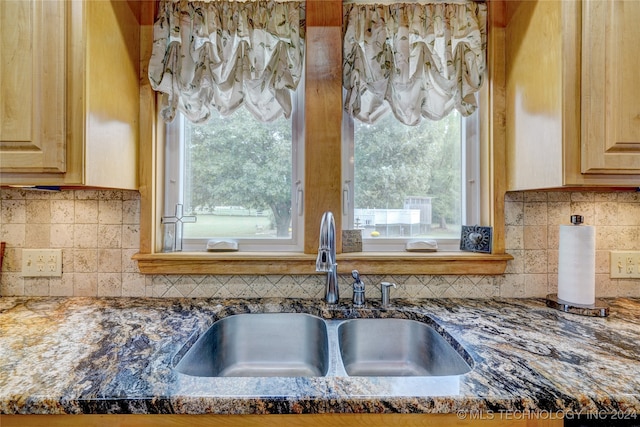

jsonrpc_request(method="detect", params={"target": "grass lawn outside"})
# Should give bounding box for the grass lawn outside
[183,214,460,240]
[183,214,276,238]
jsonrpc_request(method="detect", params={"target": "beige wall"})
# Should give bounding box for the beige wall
[1,188,639,299]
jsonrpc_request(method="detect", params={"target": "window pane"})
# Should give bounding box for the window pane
[182,108,293,240]
[353,112,462,240]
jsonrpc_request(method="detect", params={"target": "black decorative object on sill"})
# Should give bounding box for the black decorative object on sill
[460,225,493,253]
[161,203,197,252]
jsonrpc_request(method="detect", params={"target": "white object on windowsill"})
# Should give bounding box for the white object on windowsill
[206,240,239,252]
[405,240,438,252]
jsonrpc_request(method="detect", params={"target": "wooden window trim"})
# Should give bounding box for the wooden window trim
[135,0,511,276]
[133,251,512,275]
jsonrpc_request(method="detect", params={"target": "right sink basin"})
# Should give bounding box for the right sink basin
[337,318,472,377]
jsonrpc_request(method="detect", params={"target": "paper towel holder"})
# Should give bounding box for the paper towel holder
[545,213,609,317]
[545,294,609,317]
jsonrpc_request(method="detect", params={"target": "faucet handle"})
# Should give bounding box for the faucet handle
[352,270,365,307]
[352,270,364,288]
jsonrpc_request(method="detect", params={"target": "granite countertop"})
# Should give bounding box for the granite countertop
[1,296,639,416]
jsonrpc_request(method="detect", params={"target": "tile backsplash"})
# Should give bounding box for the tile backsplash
[0,189,143,297]
[1,188,639,298]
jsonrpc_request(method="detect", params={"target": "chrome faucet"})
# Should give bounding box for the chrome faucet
[316,211,339,304]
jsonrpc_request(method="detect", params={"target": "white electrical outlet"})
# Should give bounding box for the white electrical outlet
[22,249,62,277]
[610,251,640,279]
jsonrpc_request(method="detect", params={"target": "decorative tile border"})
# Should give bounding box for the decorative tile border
[144,273,501,299]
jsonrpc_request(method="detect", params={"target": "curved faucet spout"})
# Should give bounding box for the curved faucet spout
[316,211,339,304]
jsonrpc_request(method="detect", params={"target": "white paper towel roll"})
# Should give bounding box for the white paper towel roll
[557,224,596,305]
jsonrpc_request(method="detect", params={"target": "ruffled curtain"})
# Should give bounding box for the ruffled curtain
[343,1,487,125]
[149,0,305,123]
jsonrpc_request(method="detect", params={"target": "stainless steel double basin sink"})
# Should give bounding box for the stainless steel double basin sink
[174,312,473,378]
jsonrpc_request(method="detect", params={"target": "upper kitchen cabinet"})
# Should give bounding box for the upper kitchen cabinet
[505,0,640,191]
[582,0,640,175]
[0,0,140,189]
[0,1,66,174]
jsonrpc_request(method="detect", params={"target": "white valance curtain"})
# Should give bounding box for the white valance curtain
[343,1,487,125]
[148,0,305,123]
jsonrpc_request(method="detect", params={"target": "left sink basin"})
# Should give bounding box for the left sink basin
[175,313,329,377]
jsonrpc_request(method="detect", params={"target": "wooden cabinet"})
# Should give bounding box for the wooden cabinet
[505,0,640,191]
[0,0,140,189]
[0,0,66,174]
[581,0,640,175]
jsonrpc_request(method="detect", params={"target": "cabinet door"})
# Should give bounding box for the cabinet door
[0,0,66,173]
[582,0,640,174]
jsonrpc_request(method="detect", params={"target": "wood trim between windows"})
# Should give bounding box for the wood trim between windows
[304,0,343,254]
[135,0,511,276]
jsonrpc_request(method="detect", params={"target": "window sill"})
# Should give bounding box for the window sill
[133,251,513,275]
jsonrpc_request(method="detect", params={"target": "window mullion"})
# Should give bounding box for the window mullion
[164,116,184,217]
[341,109,355,232]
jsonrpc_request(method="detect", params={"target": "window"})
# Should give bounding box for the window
[340,0,487,252]
[164,90,304,252]
[136,0,511,276]
[164,85,479,253]
[342,105,481,251]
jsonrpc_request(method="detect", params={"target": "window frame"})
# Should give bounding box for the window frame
[134,0,512,276]
[162,81,306,253]
[341,105,482,252]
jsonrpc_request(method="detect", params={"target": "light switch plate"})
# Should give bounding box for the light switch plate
[22,249,62,277]
[610,251,640,279]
